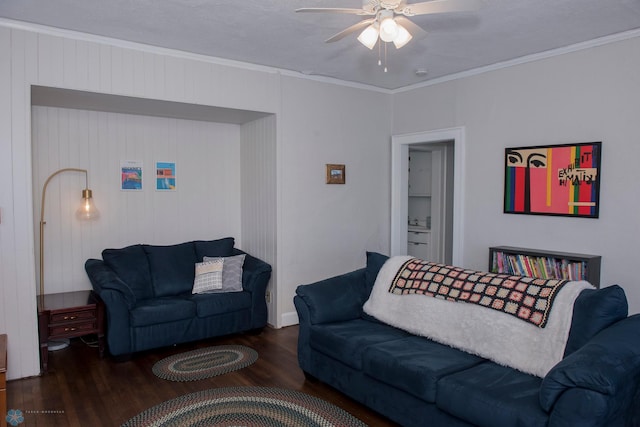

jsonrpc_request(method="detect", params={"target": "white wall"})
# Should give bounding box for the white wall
[278,77,392,320]
[31,106,243,295]
[0,24,392,380]
[240,115,278,326]
[392,35,640,314]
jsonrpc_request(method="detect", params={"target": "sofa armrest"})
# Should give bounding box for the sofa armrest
[85,259,136,309]
[235,250,272,294]
[233,249,272,329]
[295,268,367,324]
[85,259,137,356]
[540,314,640,425]
[98,288,134,356]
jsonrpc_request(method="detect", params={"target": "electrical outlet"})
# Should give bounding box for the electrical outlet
[265,290,271,303]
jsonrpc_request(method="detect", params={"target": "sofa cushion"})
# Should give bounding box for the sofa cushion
[309,319,410,370]
[130,297,196,327]
[102,244,153,300]
[194,237,235,261]
[564,285,628,356]
[362,336,485,403]
[203,254,246,292]
[143,242,198,297]
[189,291,252,317]
[436,362,547,427]
[192,258,224,294]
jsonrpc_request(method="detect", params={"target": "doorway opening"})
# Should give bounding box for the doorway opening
[408,142,454,263]
[390,127,466,265]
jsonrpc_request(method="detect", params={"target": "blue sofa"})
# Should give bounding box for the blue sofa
[294,252,640,427]
[85,238,271,357]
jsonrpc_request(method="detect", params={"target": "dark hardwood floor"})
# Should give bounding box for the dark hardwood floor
[8,326,399,426]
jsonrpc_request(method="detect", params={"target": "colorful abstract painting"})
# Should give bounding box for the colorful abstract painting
[504,142,601,218]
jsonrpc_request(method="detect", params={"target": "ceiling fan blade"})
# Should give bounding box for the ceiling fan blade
[398,0,481,16]
[295,8,373,15]
[325,18,376,43]
[395,16,427,37]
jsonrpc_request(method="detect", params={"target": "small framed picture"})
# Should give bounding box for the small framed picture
[156,161,176,191]
[121,160,143,191]
[326,164,346,184]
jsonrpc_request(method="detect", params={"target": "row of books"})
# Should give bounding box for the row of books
[491,251,588,281]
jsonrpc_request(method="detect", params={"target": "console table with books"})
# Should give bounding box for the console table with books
[488,246,601,288]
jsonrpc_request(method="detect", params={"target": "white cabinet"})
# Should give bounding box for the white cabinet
[408,152,431,229]
[407,228,430,260]
[407,151,432,260]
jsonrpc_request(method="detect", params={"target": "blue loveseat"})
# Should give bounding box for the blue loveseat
[85,238,271,357]
[294,252,640,427]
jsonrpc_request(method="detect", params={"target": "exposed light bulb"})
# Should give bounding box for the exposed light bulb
[357,24,379,50]
[76,188,100,220]
[392,23,412,49]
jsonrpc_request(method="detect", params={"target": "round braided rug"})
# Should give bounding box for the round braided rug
[121,386,367,427]
[152,345,258,382]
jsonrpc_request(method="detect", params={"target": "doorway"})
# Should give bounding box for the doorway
[390,127,466,265]
[408,142,454,263]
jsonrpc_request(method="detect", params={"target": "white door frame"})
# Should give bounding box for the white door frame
[429,147,444,262]
[391,127,466,265]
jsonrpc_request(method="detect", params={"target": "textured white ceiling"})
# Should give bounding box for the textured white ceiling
[1,0,640,90]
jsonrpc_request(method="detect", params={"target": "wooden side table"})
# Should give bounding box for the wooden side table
[37,290,105,373]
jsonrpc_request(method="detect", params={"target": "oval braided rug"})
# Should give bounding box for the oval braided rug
[152,345,258,382]
[121,386,368,427]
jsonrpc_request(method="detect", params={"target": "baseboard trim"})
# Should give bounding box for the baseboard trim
[281,311,299,327]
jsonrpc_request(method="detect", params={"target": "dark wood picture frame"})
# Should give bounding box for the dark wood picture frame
[326,164,346,184]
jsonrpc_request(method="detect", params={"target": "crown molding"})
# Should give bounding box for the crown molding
[393,27,640,94]
[2,17,637,96]
[0,18,391,94]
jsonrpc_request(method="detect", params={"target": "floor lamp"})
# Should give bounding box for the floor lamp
[39,168,100,351]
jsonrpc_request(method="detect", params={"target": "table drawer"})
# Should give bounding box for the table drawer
[49,320,96,338]
[50,309,96,323]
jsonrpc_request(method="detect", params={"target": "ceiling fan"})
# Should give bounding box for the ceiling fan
[296,0,481,50]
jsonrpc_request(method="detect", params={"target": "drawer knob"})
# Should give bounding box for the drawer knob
[64,327,77,332]
[63,316,77,320]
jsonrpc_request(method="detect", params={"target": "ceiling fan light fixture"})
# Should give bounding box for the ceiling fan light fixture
[357,23,379,49]
[392,23,412,48]
[378,11,398,42]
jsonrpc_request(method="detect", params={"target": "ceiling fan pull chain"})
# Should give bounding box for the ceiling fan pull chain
[384,42,388,72]
[378,38,382,66]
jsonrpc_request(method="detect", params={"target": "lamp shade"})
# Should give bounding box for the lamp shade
[76,188,100,220]
[393,23,413,49]
[379,16,399,42]
[358,24,379,49]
